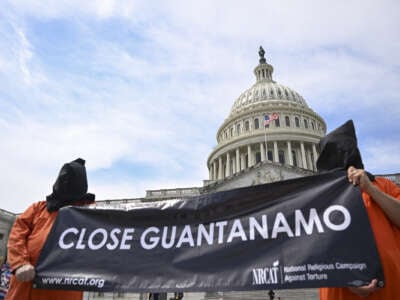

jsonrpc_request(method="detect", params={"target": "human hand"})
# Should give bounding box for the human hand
[347,166,373,193]
[15,263,35,282]
[348,279,380,298]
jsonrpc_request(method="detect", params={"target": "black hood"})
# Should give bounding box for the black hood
[316,120,364,171]
[316,120,375,181]
[46,158,95,212]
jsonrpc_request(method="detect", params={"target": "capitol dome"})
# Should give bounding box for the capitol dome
[230,80,308,116]
[207,47,326,182]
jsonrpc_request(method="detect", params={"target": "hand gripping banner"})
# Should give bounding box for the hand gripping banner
[34,170,384,292]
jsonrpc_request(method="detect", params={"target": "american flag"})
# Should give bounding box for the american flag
[264,113,279,126]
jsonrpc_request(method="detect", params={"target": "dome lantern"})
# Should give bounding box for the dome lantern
[254,46,274,82]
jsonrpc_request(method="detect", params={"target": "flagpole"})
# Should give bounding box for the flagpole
[264,113,278,162]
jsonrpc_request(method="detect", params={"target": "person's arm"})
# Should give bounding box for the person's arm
[347,166,400,228]
[7,203,38,281]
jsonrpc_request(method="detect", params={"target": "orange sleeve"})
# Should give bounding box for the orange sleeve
[376,177,400,199]
[7,202,40,272]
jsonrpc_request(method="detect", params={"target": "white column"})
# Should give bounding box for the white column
[226,152,231,177]
[218,157,223,180]
[247,145,252,167]
[209,164,213,180]
[213,161,217,180]
[236,148,240,173]
[312,143,318,170]
[265,141,269,161]
[241,154,245,170]
[307,149,313,170]
[260,142,266,161]
[287,141,293,166]
[300,142,307,169]
[273,141,279,163]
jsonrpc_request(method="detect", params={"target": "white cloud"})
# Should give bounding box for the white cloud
[15,26,34,83]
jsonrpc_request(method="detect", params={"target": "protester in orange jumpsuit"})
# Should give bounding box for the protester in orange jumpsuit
[6,158,95,300]
[316,120,400,299]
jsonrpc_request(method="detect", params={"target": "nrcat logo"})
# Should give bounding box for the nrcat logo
[252,260,280,285]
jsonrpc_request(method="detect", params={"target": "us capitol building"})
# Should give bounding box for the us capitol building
[1,48,399,300]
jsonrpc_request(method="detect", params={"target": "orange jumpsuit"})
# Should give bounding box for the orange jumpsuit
[6,201,83,300]
[320,177,400,299]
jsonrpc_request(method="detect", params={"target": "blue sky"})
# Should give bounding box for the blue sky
[1,0,399,213]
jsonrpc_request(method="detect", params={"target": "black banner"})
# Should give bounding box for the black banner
[34,171,384,292]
